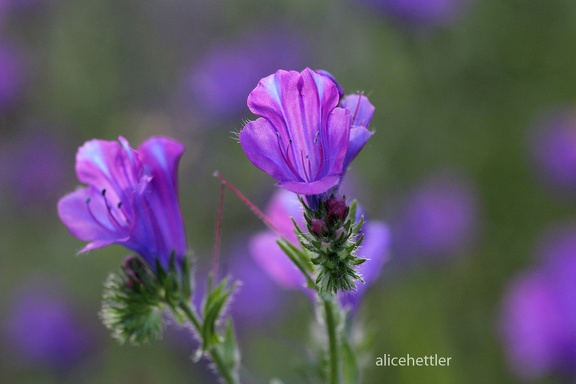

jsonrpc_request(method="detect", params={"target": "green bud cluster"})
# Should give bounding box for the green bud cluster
[100,254,192,345]
[295,195,366,295]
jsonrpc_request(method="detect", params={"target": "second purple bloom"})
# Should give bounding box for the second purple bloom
[239,68,374,195]
[57,136,187,272]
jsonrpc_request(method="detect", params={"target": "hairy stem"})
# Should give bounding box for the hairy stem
[323,296,341,384]
[178,302,239,384]
[213,171,279,233]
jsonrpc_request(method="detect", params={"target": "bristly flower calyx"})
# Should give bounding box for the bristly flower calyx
[294,195,366,295]
[100,253,193,345]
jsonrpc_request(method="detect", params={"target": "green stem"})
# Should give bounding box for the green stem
[323,296,340,384]
[178,302,239,384]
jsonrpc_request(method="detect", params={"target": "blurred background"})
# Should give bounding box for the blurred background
[2,0,576,383]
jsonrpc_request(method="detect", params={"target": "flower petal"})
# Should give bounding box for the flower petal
[245,68,346,187]
[278,175,341,195]
[340,94,375,128]
[137,136,187,264]
[265,189,303,242]
[247,68,340,133]
[57,188,126,252]
[75,138,141,207]
[240,118,297,181]
[250,231,306,289]
[315,69,345,99]
[343,125,373,170]
[357,221,390,284]
[323,107,352,176]
[339,221,389,308]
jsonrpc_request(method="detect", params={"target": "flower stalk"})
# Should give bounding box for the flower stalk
[178,301,239,384]
[323,295,342,384]
[101,256,240,383]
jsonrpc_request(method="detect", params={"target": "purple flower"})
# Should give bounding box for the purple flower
[530,107,576,192]
[3,277,94,370]
[0,41,25,111]
[3,128,69,212]
[183,30,307,121]
[227,240,287,325]
[500,227,576,379]
[392,172,478,259]
[249,189,389,307]
[239,68,373,195]
[0,0,46,13]
[58,136,187,272]
[360,0,472,28]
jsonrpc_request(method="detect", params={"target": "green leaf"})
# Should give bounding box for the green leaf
[352,215,364,234]
[348,200,358,226]
[181,256,193,300]
[219,319,241,374]
[201,277,237,350]
[277,239,316,289]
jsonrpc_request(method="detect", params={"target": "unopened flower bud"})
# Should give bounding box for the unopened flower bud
[327,195,348,222]
[311,218,329,236]
[123,256,148,290]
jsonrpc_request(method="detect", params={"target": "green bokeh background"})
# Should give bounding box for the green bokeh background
[2,0,576,383]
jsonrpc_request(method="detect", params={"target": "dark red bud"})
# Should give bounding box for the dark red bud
[311,218,328,236]
[123,256,145,289]
[327,195,348,221]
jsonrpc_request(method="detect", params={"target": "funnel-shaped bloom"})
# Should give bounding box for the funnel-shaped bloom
[240,68,373,195]
[58,136,187,272]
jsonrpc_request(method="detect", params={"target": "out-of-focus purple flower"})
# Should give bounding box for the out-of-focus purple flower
[227,241,286,325]
[0,0,46,13]
[4,129,69,211]
[3,277,94,370]
[240,68,373,196]
[57,136,187,272]
[183,30,307,121]
[249,189,389,307]
[250,190,305,289]
[359,0,471,27]
[500,227,576,380]
[0,41,25,111]
[392,172,478,259]
[530,108,576,192]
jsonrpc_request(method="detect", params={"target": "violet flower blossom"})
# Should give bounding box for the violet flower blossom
[0,41,25,111]
[530,107,576,192]
[58,136,187,272]
[4,129,69,212]
[360,0,471,28]
[227,240,286,325]
[500,227,576,380]
[3,277,94,370]
[184,30,306,121]
[239,68,374,196]
[392,172,478,259]
[249,189,389,307]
